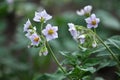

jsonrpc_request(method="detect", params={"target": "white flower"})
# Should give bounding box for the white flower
[29,33,40,46]
[33,10,52,23]
[84,5,92,14]
[85,14,100,28]
[78,35,85,44]
[76,9,85,16]
[76,5,92,16]
[25,26,36,39]
[68,23,86,44]
[68,23,77,39]
[25,29,34,39]
[42,24,58,41]
[23,19,32,32]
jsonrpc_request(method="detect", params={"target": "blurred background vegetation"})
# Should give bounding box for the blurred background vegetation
[0,0,120,80]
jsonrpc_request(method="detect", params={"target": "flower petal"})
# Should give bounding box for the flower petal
[33,10,52,23]
[96,18,100,23]
[52,26,58,31]
[46,24,52,30]
[84,5,92,13]
[76,9,84,16]
[93,24,98,28]
[85,18,91,24]
[91,14,96,20]
[87,24,93,28]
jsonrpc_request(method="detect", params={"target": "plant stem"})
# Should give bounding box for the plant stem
[93,28,96,34]
[40,22,66,73]
[89,29,120,66]
[40,22,71,79]
[88,29,120,71]
[46,42,66,73]
[40,22,44,34]
[95,33,120,66]
[46,42,72,80]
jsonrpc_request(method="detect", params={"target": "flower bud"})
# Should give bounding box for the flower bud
[39,46,48,56]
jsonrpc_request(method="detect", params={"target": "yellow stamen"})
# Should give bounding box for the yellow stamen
[48,29,54,35]
[34,37,39,42]
[91,20,96,25]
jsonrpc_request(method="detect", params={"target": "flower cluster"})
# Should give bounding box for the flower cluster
[68,5,100,49]
[24,19,40,46]
[23,6,100,54]
[22,5,120,80]
[23,10,58,56]
[68,23,85,44]
[76,5,100,29]
[76,5,92,17]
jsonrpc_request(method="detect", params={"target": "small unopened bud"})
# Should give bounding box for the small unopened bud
[76,5,92,17]
[39,46,48,56]
[92,41,97,48]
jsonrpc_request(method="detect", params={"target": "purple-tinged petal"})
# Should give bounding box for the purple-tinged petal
[85,18,92,24]
[52,26,58,31]
[84,5,92,13]
[42,29,47,35]
[87,24,93,28]
[43,51,48,56]
[33,10,52,23]
[85,14,100,28]
[91,14,96,20]
[53,32,58,38]
[96,18,100,23]
[80,38,85,44]
[46,35,53,41]
[93,24,98,28]
[42,24,58,41]
[46,24,52,30]
[23,19,31,32]
[29,33,40,46]
[76,9,85,16]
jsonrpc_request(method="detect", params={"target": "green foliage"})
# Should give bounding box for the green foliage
[106,35,120,50]
[60,50,97,79]
[33,70,65,80]
[0,0,120,80]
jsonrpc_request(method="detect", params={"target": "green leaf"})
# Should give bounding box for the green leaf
[33,70,65,80]
[59,51,80,66]
[95,77,104,80]
[84,58,101,66]
[96,50,111,57]
[116,72,120,77]
[68,66,81,79]
[97,59,116,70]
[82,76,92,80]
[90,44,106,54]
[106,35,120,50]
[80,67,96,73]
